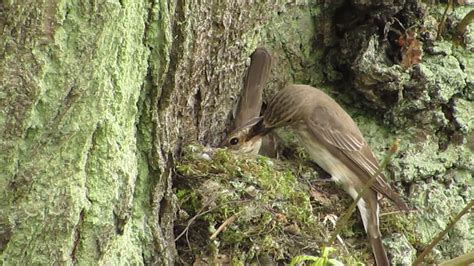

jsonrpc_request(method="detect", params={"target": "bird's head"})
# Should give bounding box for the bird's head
[221,116,270,154]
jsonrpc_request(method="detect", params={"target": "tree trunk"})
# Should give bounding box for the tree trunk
[1,0,472,265]
[0,1,299,264]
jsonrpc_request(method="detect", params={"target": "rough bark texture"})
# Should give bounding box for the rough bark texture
[0,0,472,265]
[1,1,153,264]
[0,0,317,264]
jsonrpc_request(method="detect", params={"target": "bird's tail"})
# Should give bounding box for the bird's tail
[368,231,389,266]
[357,192,390,266]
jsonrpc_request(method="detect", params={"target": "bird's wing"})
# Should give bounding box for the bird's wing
[307,106,408,211]
[307,106,365,152]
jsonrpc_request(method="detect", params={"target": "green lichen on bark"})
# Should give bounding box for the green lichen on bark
[331,102,474,264]
[383,233,417,265]
[311,2,474,263]
[260,2,325,89]
[1,0,151,264]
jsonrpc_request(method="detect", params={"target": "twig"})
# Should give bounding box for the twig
[380,209,418,217]
[326,139,400,246]
[210,213,239,240]
[175,195,220,242]
[175,198,251,244]
[412,198,474,266]
[436,0,453,40]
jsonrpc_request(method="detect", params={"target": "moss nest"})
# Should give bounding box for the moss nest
[173,144,413,265]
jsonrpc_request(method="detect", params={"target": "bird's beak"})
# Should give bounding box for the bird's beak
[245,116,271,141]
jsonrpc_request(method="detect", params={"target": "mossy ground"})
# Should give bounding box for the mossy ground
[174,144,414,265]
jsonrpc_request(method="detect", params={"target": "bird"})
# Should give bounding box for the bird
[232,47,272,132]
[223,47,272,154]
[222,84,409,266]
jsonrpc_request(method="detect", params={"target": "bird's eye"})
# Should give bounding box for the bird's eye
[229,137,239,145]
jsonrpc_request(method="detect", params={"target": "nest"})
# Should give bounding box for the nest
[173,144,386,265]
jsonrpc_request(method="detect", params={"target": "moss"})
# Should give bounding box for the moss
[175,144,372,264]
[379,190,412,224]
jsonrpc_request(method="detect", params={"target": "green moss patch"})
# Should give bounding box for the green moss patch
[173,144,393,265]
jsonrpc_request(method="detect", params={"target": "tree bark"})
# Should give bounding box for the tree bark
[0,0,305,264]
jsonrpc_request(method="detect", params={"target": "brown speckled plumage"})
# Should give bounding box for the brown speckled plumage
[242,84,409,266]
[263,85,408,211]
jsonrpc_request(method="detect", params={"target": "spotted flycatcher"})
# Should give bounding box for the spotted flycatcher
[223,84,409,266]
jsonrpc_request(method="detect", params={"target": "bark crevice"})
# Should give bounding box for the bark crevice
[70,209,85,263]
